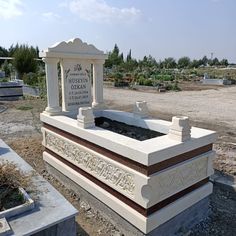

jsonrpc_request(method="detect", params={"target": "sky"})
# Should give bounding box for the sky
[0,0,236,62]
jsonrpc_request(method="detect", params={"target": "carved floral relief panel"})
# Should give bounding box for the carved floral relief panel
[44,130,135,196]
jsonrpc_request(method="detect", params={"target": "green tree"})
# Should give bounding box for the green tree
[212,57,220,66]
[35,46,40,57]
[147,55,157,67]
[104,44,123,68]
[8,43,19,56]
[139,55,157,68]
[159,60,164,69]
[113,44,119,55]
[2,60,11,77]
[123,58,138,72]
[111,44,123,65]
[220,58,228,67]
[120,52,124,62]
[126,49,132,62]
[0,46,9,66]
[139,56,148,68]
[202,56,208,66]
[163,57,176,69]
[190,59,201,68]
[13,44,38,80]
[178,57,191,69]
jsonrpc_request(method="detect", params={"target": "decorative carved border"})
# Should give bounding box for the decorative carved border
[150,155,209,203]
[44,149,210,217]
[43,129,135,196]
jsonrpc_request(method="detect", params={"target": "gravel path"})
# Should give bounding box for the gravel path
[104,86,236,128]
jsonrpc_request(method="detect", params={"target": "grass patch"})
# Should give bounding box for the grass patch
[16,105,33,111]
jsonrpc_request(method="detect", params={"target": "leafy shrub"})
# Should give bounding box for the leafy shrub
[155,74,174,81]
[143,79,153,86]
[0,78,9,82]
[113,72,123,80]
[137,77,145,85]
[22,72,38,86]
[38,76,47,98]
[136,77,154,86]
[166,81,181,91]
[113,72,128,87]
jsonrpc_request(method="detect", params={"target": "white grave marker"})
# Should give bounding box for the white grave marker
[39,38,107,115]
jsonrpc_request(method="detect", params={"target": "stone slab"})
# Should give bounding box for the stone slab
[211,171,236,192]
[23,85,41,97]
[0,218,11,236]
[0,139,78,236]
[202,78,231,85]
[31,218,76,236]
[0,83,23,98]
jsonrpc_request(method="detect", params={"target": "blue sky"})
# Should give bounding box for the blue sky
[0,0,235,62]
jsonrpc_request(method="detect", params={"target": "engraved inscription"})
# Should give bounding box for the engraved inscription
[66,62,91,107]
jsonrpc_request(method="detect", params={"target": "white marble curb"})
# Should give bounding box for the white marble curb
[0,187,34,219]
[0,217,11,236]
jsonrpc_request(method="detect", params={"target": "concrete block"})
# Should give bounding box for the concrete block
[133,101,149,118]
[168,116,191,142]
[77,107,95,129]
[0,218,11,236]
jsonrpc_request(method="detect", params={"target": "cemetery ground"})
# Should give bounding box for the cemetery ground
[0,86,236,236]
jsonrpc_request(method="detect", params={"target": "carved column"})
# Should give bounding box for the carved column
[92,60,105,110]
[59,59,68,112]
[43,58,61,115]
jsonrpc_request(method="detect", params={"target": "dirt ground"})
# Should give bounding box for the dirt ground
[104,85,236,176]
[178,80,229,91]
[0,86,236,235]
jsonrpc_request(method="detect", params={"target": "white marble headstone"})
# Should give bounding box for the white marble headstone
[40,38,108,114]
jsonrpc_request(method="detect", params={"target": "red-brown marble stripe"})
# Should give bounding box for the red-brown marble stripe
[45,148,209,217]
[43,123,212,175]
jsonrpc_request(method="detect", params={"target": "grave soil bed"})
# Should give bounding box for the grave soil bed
[0,186,25,211]
[95,117,164,141]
